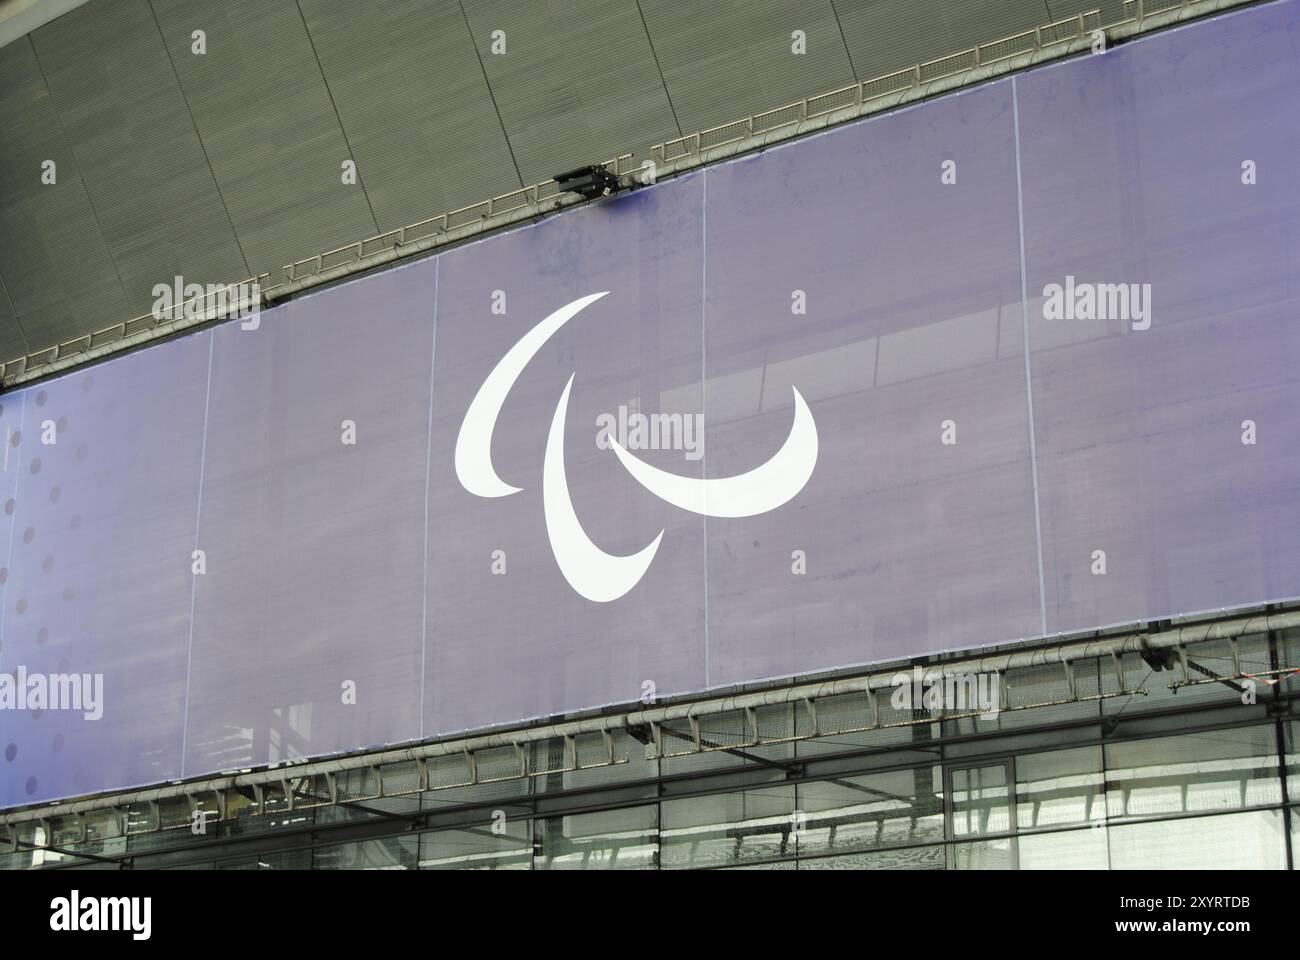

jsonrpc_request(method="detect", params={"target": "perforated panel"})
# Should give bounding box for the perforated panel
[298,0,523,230]
[33,0,248,316]
[460,0,680,183]
[639,0,857,132]
[0,36,128,354]
[150,0,379,278]
[0,0,1164,363]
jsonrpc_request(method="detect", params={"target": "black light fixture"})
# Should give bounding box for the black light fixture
[1137,642,1176,672]
[554,164,621,200]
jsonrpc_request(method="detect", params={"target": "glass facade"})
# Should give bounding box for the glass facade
[4,622,1298,870]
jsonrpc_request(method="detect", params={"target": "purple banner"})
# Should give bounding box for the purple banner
[2,0,1299,807]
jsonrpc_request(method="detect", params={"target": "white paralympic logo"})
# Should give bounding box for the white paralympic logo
[454,292,819,602]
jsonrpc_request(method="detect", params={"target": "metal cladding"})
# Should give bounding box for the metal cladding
[2,0,1300,808]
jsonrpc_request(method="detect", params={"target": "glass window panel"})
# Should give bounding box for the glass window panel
[1018,825,1110,869]
[950,763,1011,838]
[1105,726,1282,819]
[535,806,657,871]
[419,822,532,871]
[1016,746,1104,830]
[794,765,943,858]
[951,837,1014,869]
[724,859,798,870]
[798,845,946,870]
[660,785,795,869]
[214,850,313,870]
[313,836,417,870]
[1108,810,1286,870]
[1279,627,1300,673]
[1281,721,1300,779]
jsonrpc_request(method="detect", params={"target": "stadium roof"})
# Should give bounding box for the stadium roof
[0,0,1119,368]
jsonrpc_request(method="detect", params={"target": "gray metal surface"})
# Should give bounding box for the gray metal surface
[638,0,855,132]
[33,0,248,317]
[0,0,1158,370]
[0,33,128,356]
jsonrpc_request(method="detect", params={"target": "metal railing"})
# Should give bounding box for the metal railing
[1,604,1295,853]
[0,0,1227,386]
[0,154,632,386]
[278,165,644,282]
[650,0,1214,165]
[651,9,1104,163]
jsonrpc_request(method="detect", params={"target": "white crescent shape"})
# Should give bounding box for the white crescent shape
[608,385,818,518]
[455,291,609,498]
[544,373,664,603]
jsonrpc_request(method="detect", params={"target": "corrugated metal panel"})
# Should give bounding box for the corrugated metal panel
[640,0,857,132]
[0,0,1153,363]
[299,0,522,231]
[0,277,24,362]
[834,0,957,78]
[1048,0,1129,24]
[0,36,127,355]
[461,0,680,183]
[939,0,1054,47]
[151,0,379,279]
[32,0,248,318]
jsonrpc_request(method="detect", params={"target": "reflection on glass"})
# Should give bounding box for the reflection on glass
[1016,746,1104,830]
[798,845,946,870]
[1105,726,1282,820]
[1108,810,1286,870]
[314,836,417,870]
[795,766,944,858]
[419,823,532,871]
[950,763,1011,838]
[535,806,657,870]
[1017,826,1110,869]
[660,786,795,869]
[951,838,1014,870]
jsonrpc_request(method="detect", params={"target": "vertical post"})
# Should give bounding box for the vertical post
[1268,624,1294,870]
